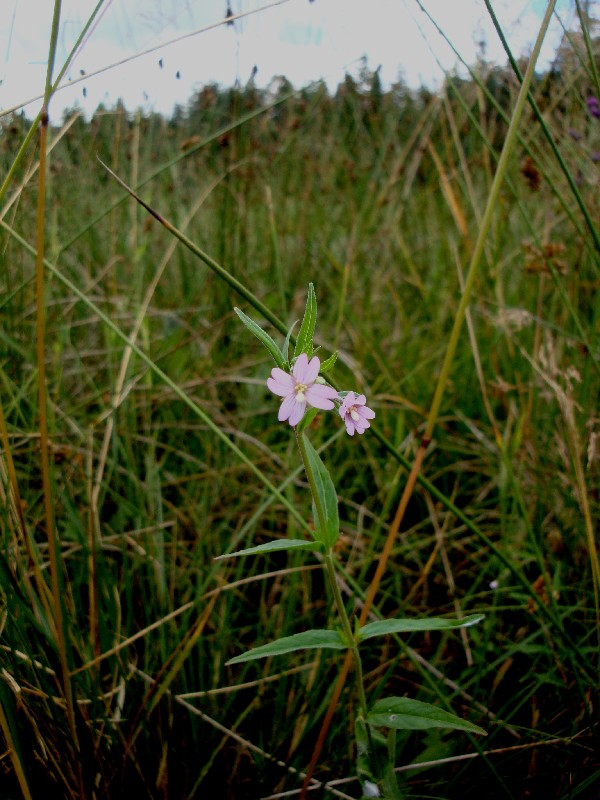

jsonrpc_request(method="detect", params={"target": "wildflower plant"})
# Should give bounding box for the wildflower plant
[218,285,485,798]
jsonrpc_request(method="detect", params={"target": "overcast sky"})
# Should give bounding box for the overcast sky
[1,0,577,119]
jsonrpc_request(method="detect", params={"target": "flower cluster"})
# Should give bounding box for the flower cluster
[267,354,375,434]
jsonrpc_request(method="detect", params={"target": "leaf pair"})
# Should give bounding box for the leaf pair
[226,614,484,665]
[226,617,487,738]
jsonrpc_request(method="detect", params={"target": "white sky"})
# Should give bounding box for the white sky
[1,0,578,120]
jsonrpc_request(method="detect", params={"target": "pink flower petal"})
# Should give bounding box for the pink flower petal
[287,397,307,426]
[277,394,297,422]
[292,353,310,381]
[305,384,338,410]
[358,406,375,421]
[303,355,321,385]
[267,369,294,397]
[341,391,356,411]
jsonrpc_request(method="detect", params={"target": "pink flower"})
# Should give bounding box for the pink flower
[267,353,338,426]
[338,391,375,436]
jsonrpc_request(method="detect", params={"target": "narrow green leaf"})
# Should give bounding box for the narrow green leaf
[359,614,484,642]
[226,629,347,665]
[234,307,285,368]
[319,351,338,373]
[303,435,339,548]
[281,320,297,365]
[368,697,487,735]
[215,539,322,560]
[293,283,317,358]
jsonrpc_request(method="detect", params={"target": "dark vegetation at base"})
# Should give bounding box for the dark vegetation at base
[1,28,599,800]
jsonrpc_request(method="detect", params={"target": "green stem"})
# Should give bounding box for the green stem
[323,553,371,731]
[295,430,372,748]
[295,430,327,534]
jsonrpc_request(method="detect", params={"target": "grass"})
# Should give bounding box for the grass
[0,2,599,798]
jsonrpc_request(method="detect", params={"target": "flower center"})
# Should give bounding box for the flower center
[295,383,308,402]
[350,407,360,421]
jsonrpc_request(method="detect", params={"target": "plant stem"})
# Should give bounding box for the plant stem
[296,430,373,750]
[295,430,327,534]
[323,553,372,738]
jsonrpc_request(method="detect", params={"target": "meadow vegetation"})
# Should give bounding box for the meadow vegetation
[0,6,599,799]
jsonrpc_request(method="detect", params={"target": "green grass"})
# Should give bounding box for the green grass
[0,3,599,798]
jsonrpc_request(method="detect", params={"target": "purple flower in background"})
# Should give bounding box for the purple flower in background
[338,391,375,436]
[587,95,600,118]
[267,353,338,426]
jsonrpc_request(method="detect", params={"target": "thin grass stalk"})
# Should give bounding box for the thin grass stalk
[0,0,106,207]
[265,184,287,314]
[34,5,84,794]
[453,245,501,445]
[426,1,557,440]
[332,226,356,350]
[0,399,53,621]
[443,77,599,376]
[0,698,33,800]
[523,351,600,647]
[417,0,598,264]
[98,159,288,334]
[575,0,600,97]
[2,223,313,535]
[442,90,483,228]
[123,592,219,758]
[300,4,558,795]
[483,0,600,262]
[60,89,301,254]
